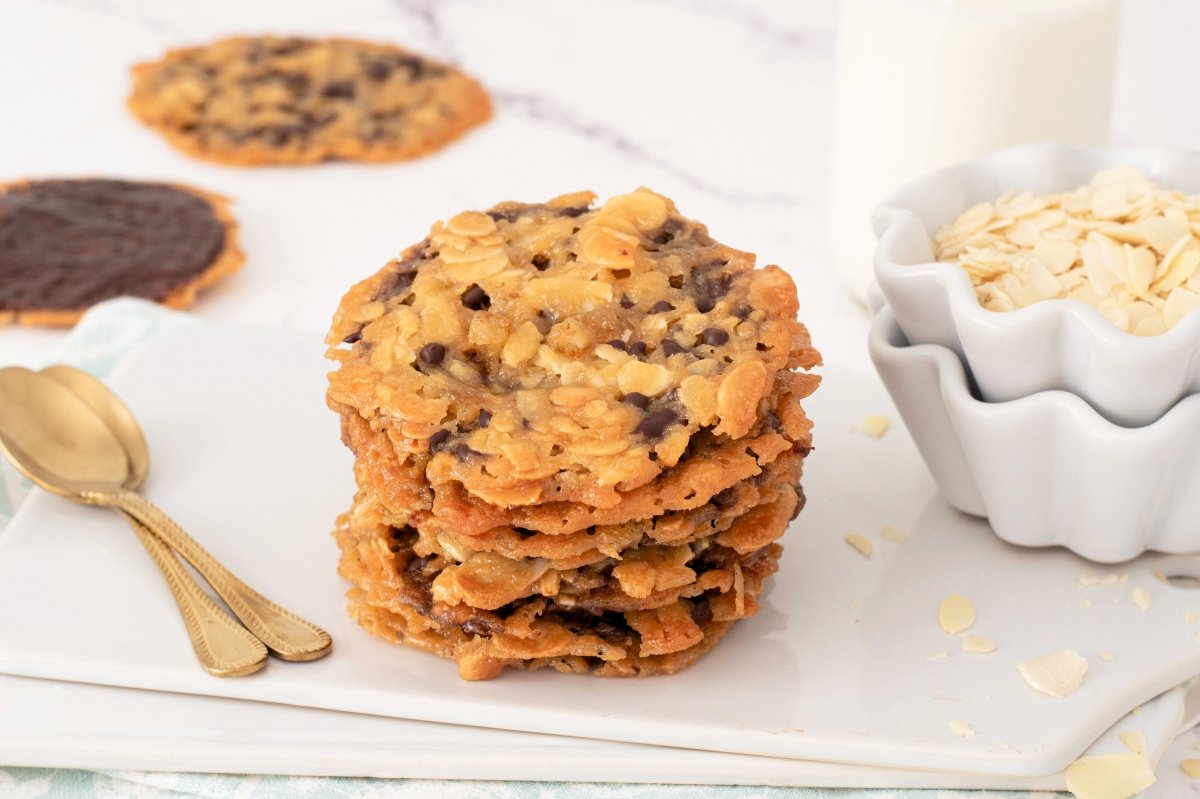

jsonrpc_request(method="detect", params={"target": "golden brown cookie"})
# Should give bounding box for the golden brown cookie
[334,492,782,679]
[337,368,816,536]
[326,188,820,508]
[128,36,491,166]
[0,178,243,327]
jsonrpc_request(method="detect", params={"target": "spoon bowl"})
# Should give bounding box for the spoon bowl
[0,367,130,495]
[41,365,150,491]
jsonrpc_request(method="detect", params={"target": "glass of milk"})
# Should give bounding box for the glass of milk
[830,0,1122,303]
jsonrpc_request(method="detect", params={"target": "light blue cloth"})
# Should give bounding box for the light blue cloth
[0,300,1062,798]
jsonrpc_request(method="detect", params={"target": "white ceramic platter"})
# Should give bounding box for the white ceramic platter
[2,324,1200,777]
[0,673,1185,791]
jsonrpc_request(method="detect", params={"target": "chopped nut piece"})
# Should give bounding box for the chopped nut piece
[962,635,996,654]
[1183,759,1200,778]
[859,415,890,437]
[1130,588,1153,611]
[1064,752,1155,799]
[880,524,908,543]
[939,595,976,635]
[844,533,873,558]
[948,720,975,738]
[1079,572,1129,587]
[1017,649,1088,698]
[1119,730,1146,755]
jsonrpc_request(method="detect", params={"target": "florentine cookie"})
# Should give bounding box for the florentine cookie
[327,190,819,507]
[128,36,491,166]
[338,368,816,536]
[0,178,242,327]
[335,494,782,679]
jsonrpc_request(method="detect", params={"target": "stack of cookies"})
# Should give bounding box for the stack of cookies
[326,188,820,680]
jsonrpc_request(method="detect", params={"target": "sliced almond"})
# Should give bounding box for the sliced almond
[1017,649,1088,698]
[1130,588,1153,611]
[926,650,949,662]
[1099,651,1115,661]
[939,595,976,635]
[859,415,890,437]
[1119,730,1146,756]
[948,720,975,738]
[961,635,996,654]
[1181,759,1200,778]
[843,533,873,558]
[880,525,908,544]
[1064,752,1155,799]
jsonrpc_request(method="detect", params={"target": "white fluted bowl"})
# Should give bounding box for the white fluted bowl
[873,142,1200,428]
[869,305,1200,563]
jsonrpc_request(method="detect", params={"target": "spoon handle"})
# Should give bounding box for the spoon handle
[95,488,332,662]
[123,512,267,677]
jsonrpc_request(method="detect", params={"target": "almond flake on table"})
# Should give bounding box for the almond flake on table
[938,594,976,634]
[859,415,890,437]
[1119,729,1146,755]
[961,635,996,654]
[947,720,975,738]
[1129,587,1153,611]
[880,524,908,543]
[934,167,1200,337]
[1063,752,1155,799]
[1181,759,1200,778]
[843,532,873,557]
[1017,649,1088,698]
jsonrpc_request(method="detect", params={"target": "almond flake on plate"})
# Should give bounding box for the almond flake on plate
[939,595,976,635]
[1130,588,1153,611]
[859,415,890,437]
[947,720,975,738]
[1017,649,1089,698]
[961,636,996,654]
[843,533,873,558]
[880,525,908,544]
[1119,729,1146,755]
[1063,752,1155,799]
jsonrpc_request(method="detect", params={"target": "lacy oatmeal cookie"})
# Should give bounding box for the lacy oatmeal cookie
[128,36,491,166]
[0,178,242,327]
[339,368,815,534]
[335,496,781,679]
[327,188,820,508]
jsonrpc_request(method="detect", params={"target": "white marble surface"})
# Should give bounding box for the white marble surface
[2,0,1200,375]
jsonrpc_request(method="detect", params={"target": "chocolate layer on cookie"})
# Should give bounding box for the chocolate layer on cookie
[128,36,492,166]
[0,179,242,327]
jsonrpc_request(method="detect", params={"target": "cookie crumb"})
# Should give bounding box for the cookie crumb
[939,595,976,635]
[1130,588,1153,611]
[859,415,890,437]
[1017,649,1088,698]
[844,533,873,558]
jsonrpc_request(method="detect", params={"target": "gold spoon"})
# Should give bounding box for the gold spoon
[0,366,332,663]
[39,366,268,677]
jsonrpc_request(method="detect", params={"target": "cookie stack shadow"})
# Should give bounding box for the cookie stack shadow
[326,188,821,679]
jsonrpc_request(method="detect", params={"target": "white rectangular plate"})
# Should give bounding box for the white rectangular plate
[0,674,1184,790]
[1,324,1199,777]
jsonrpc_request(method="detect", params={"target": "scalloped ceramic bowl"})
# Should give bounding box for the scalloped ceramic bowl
[873,142,1200,428]
[869,304,1200,563]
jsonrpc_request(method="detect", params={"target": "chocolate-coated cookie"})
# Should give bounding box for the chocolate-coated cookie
[0,178,242,327]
